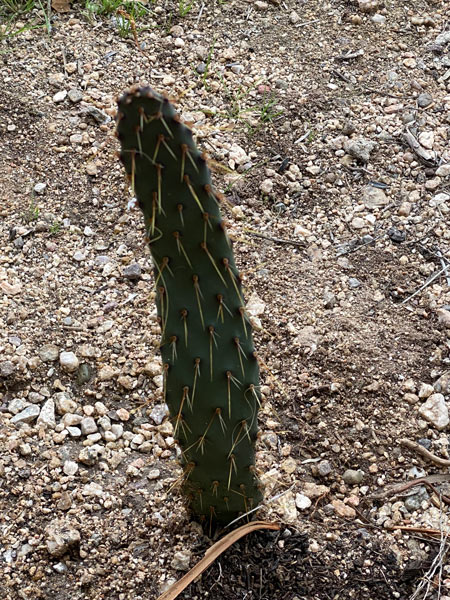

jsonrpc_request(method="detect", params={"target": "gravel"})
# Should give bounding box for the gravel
[1,0,450,597]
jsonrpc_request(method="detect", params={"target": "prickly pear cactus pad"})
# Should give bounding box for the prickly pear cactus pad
[116,87,263,528]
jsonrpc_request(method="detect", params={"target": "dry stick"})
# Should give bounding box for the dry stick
[436,249,450,286]
[244,229,306,249]
[400,438,450,467]
[156,521,280,600]
[401,264,449,304]
[370,474,450,502]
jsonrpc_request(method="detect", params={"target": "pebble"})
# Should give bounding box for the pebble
[116,408,130,421]
[98,365,117,381]
[0,361,15,377]
[80,417,97,435]
[418,393,449,430]
[37,399,56,429]
[331,499,356,519]
[171,550,191,571]
[289,10,300,24]
[363,185,388,209]
[343,138,377,163]
[59,352,79,372]
[437,309,450,328]
[39,344,59,362]
[351,217,366,229]
[276,491,298,524]
[67,426,81,438]
[434,372,450,394]
[68,88,83,103]
[418,383,434,399]
[343,469,364,485]
[417,93,433,108]
[147,468,161,480]
[295,493,312,510]
[149,404,168,425]
[8,398,26,414]
[86,163,98,176]
[54,392,78,415]
[123,263,142,280]
[78,445,101,466]
[260,179,274,195]
[436,164,450,177]
[11,405,40,425]
[34,182,47,195]
[53,90,67,103]
[63,460,79,476]
[315,460,332,477]
[418,131,434,150]
[46,523,80,557]
[302,482,330,498]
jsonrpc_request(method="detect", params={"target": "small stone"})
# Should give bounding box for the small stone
[144,361,161,377]
[94,401,108,416]
[147,468,160,480]
[39,344,59,362]
[404,393,419,405]
[437,309,450,328]
[150,404,168,425]
[388,227,406,243]
[254,0,268,9]
[294,326,319,352]
[302,482,330,498]
[351,217,365,229]
[276,491,298,523]
[363,185,388,209]
[67,426,81,438]
[196,62,206,74]
[48,72,65,86]
[417,93,433,108]
[344,138,377,163]
[86,163,98,176]
[259,179,274,195]
[436,164,450,177]
[418,393,449,430]
[403,58,417,68]
[54,392,77,415]
[246,292,265,317]
[295,493,312,510]
[8,398,25,414]
[331,499,356,519]
[343,469,364,485]
[418,383,434,399]
[316,460,332,477]
[117,375,134,389]
[116,408,130,421]
[37,399,56,429]
[67,88,83,104]
[289,10,300,24]
[98,365,117,381]
[398,201,412,217]
[57,492,72,511]
[59,352,79,372]
[111,424,123,438]
[171,550,191,571]
[0,361,15,377]
[77,363,93,385]
[419,131,434,149]
[11,405,40,425]
[348,278,361,289]
[123,263,142,280]
[19,443,32,456]
[53,90,67,103]
[78,446,100,466]
[46,523,80,557]
[34,182,47,195]
[173,37,184,47]
[434,372,450,394]
[63,460,78,476]
[80,417,97,435]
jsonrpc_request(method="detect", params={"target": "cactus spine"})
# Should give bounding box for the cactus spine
[116,87,262,528]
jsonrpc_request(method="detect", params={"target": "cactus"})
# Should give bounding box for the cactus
[116,87,262,529]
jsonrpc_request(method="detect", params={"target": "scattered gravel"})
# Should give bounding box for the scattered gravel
[1,0,450,597]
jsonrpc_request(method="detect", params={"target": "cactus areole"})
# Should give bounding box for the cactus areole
[116,87,262,528]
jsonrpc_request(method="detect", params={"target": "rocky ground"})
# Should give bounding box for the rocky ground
[1,0,450,598]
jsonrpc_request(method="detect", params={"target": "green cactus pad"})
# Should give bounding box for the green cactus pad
[116,87,262,528]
